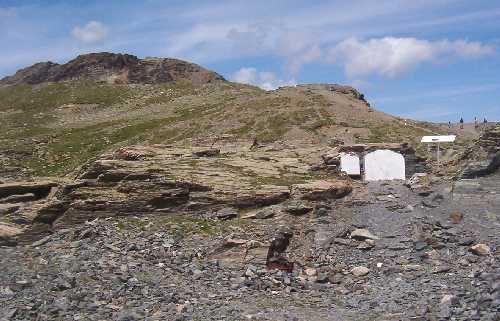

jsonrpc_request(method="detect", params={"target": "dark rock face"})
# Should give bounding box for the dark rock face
[460,124,500,178]
[461,154,500,178]
[0,52,225,86]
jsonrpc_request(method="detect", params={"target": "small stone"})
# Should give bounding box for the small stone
[357,239,376,250]
[0,286,15,296]
[432,265,451,274]
[470,244,491,256]
[333,238,350,246]
[241,206,280,219]
[245,268,256,278]
[414,240,428,251]
[351,228,379,241]
[351,266,370,277]
[15,280,31,287]
[316,273,329,283]
[304,267,317,277]
[458,237,474,246]
[216,208,238,220]
[286,201,313,216]
[314,207,328,217]
[0,193,37,203]
[192,269,203,277]
[449,212,464,224]
[402,264,423,272]
[440,294,458,305]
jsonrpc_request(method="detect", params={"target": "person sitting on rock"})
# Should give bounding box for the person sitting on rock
[266,228,293,269]
[250,137,259,150]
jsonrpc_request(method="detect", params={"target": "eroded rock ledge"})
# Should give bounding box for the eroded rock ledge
[0,143,352,245]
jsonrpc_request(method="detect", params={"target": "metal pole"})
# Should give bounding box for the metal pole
[437,142,440,166]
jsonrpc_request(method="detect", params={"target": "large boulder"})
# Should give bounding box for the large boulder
[291,180,352,201]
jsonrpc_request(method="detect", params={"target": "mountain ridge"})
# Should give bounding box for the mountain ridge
[0,52,465,181]
[0,52,225,86]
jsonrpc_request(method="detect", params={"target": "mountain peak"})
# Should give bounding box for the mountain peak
[0,52,225,85]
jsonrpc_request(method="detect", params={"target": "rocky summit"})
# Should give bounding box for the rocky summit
[0,52,225,86]
[0,53,498,321]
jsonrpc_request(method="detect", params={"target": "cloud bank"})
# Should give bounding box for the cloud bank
[232,67,295,90]
[327,37,495,78]
[71,21,108,44]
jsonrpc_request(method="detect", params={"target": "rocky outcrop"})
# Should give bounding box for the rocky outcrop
[0,52,225,86]
[460,123,500,178]
[0,144,352,245]
[297,84,368,103]
[0,181,57,199]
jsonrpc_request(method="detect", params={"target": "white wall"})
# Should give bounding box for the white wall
[364,150,405,181]
[340,152,361,176]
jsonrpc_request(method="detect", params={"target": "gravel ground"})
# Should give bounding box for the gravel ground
[1,180,498,321]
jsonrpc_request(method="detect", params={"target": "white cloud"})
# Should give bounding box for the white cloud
[232,67,295,90]
[226,25,323,76]
[159,1,498,78]
[71,21,108,44]
[327,37,495,78]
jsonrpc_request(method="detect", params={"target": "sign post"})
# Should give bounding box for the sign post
[420,135,456,166]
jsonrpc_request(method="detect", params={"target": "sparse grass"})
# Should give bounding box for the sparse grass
[357,121,438,144]
[0,81,134,113]
[114,215,248,237]
[250,174,313,187]
[1,79,449,180]
[157,215,249,237]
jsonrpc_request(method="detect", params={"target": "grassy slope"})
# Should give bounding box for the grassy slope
[0,80,447,179]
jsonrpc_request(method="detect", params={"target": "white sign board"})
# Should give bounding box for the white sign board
[421,135,456,143]
[340,153,361,176]
[364,150,405,181]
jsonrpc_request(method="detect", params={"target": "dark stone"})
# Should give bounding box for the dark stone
[0,193,37,204]
[192,149,220,157]
[285,201,313,216]
[215,208,238,220]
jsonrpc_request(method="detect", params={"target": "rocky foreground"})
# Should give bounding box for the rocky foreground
[1,162,499,320]
[0,127,498,321]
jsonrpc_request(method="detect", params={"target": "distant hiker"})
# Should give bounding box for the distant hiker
[484,118,488,124]
[250,137,259,150]
[474,117,479,130]
[404,119,407,126]
[448,121,452,128]
[459,117,464,129]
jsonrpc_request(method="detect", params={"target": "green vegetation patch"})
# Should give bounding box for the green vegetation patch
[0,81,135,113]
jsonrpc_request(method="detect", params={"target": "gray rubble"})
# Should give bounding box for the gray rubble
[1,177,498,321]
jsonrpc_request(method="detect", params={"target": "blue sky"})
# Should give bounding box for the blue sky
[1,0,499,122]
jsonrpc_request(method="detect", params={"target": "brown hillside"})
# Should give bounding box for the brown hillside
[0,53,455,180]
